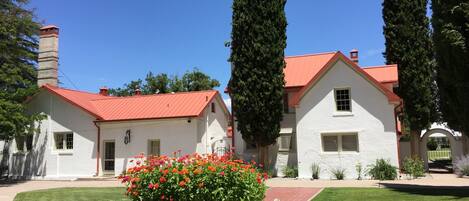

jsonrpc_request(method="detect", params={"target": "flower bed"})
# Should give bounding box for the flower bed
[119,152,267,201]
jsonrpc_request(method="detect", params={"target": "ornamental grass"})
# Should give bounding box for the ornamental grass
[119,151,267,201]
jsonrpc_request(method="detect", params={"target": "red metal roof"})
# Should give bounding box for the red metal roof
[288,52,401,106]
[284,52,336,88]
[42,85,225,121]
[362,65,398,84]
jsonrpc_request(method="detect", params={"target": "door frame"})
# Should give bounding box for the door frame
[102,140,115,175]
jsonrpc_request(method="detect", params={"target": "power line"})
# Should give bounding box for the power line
[59,69,79,90]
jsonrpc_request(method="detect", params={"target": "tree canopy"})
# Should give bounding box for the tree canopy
[229,0,287,152]
[432,0,469,135]
[0,0,42,140]
[108,68,220,96]
[382,0,436,132]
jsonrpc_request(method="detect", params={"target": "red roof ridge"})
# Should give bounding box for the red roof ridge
[43,84,111,97]
[285,51,338,59]
[92,90,219,101]
[362,64,397,69]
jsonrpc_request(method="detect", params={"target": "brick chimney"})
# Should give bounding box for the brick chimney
[135,88,142,95]
[350,49,359,64]
[99,87,109,96]
[37,25,59,87]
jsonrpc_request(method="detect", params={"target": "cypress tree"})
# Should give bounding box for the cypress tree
[0,0,42,140]
[432,0,469,137]
[382,0,436,155]
[229,0,287,167]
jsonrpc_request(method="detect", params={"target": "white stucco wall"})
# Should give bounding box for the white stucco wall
[7,91,99,179]
[295,60,398,179]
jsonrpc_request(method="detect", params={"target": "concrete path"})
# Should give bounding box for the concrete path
[265,187,322,201]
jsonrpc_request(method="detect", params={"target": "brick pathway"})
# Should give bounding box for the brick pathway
[265,187,322,201]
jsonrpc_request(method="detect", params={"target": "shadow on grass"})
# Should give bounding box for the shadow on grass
[380,183,469,199]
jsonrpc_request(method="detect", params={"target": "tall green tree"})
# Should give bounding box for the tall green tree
[0,0,42,140]
[109,68,220,96]
[382,0,436,155]
[432,0,469,137]
[229,0,287,167]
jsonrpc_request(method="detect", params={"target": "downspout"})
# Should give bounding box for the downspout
[93,121,101,176]
[394,101,403,171]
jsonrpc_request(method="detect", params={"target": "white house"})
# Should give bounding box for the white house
[232,50,402,179]
[0,25,230,179]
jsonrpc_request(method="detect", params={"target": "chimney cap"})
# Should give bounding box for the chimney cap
[99,86,109,96]
[40,25,59,30]
[135,88,142,95]
[350,49,358,53]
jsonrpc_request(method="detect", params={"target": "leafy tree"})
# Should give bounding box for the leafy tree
[229,0,287,168]
[109,68,220,96]
[382,0,436,155]
[432,0,469,137]
[0,0,42,140]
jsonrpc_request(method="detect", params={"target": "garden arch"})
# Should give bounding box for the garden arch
[419,128,464,170]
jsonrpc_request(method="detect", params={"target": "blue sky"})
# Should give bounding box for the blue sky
[30,0,388,103]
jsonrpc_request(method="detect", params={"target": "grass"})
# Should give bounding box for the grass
[313,188,469,201]
[14,187,130,201]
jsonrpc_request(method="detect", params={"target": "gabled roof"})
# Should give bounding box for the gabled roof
[41,85,228,122]
[288,52,401,106]
[362,64,398,84]
[284,52,337,88]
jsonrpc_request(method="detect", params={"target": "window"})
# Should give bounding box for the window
[54,133,73,150]
[321,133,358,152]
[211,102,216,113]
[334,88,351,111]
[15,136,25,152]
[278,134,292,151]
[148,140,160,156]
[26,135,33,151]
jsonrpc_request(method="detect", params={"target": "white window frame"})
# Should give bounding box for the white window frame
[54,132,73,151]
[321,133,359,153]
[148,139,161,156]
[334,88,352,112]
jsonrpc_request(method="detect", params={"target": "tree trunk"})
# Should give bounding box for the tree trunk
[257,145,269,170]
[410,130,421,157]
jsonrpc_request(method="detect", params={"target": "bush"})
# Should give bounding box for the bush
[119,152,267,201]
[367,159,397,180]
[330,167,346,180]
[403,156,425,179]
[311,163,320,179]
[427,138,438,150]
[282,166,298,178]
[455,154,469,177]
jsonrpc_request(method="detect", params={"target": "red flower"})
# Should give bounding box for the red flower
[179,180,186,187]
[159,176,167,183]
[219,171,225,176]
[153,183,159,189]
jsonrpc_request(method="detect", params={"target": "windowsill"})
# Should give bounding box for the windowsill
[321,151,359,155]
[332,112,354,117]
[54,150,73,155]
[12,151,28,155]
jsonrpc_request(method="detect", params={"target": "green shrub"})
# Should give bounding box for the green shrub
[426,138,438,150]
[355,162,363,180]
[282,166,298,178]
[119,153,267,201]
[403,156,425,179]
[311,163,320,179]
[367,159,397,180]
[330,167,346,180]
[455,155,469,177]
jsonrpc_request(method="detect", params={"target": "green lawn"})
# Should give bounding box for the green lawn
[14,187,130,201]
[313,188,469,201]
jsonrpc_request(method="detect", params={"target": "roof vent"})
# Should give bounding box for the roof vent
[99,87,108,96]
[135,88,142,95]
[350,49,359,64]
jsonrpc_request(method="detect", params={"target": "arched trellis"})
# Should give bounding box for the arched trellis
[419,128,464,170]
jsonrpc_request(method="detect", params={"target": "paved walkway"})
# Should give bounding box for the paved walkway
[0,174,467,201]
